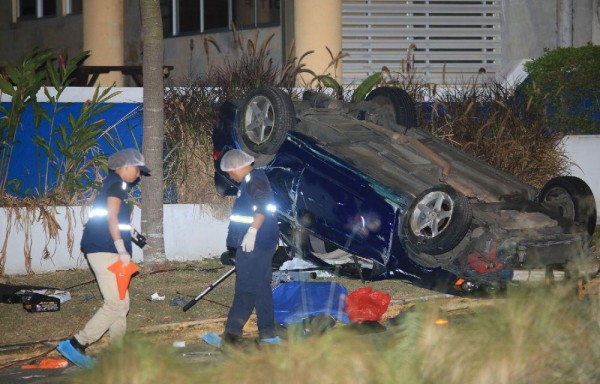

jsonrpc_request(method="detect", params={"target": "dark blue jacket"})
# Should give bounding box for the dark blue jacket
[226,169,279,251]
[81,172,133,254]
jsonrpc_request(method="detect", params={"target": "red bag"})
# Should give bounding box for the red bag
[345,287,391,322]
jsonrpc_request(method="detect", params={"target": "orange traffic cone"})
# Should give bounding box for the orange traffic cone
[108,260,141,300]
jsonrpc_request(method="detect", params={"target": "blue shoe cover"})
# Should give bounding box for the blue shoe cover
[57,340,94,369]
[202,333,222,348]
[260,336,282,345]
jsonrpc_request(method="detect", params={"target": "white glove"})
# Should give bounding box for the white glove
[114,239,131,266]
[241,227,257,253]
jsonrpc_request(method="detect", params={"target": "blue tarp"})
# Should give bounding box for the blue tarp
[272,281,350,325]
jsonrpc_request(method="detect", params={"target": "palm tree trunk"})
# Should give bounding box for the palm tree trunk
[140,0,166,266]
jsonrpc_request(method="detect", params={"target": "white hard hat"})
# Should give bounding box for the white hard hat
[220,149,255,172]
[108,148,151,176]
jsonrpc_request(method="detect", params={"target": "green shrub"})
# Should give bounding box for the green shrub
[523,44,600,134]
[0,49,120,274]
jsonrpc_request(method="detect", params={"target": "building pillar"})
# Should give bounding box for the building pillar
[83,0,124,86]
[593,0,600,45]
[294,0,342,86]
[557,0,573,47]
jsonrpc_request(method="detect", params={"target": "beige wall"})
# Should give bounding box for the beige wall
[294,0,342,85]
[83,0,124,86]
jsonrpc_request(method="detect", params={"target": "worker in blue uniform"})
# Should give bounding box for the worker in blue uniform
[57,148,151,368]
[203,149,281,347]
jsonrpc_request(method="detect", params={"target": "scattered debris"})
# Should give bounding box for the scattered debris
[1,285,71,305]
[150,292,165,301]
[577,276,600,299]
[21,357,68,369]
[277,258,335,279]
[346,287,391,322]
[22,293,61,313]
[169,297,187,307]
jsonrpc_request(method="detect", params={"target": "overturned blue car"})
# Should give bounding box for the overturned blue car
[213,86,598,293]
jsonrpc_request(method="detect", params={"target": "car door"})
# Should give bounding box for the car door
[295,148,394,262]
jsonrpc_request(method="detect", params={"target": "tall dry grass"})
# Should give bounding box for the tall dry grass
[163,80,230,217]
[418,80,569,188]
[71,285,600,383]
[163,31,309,212]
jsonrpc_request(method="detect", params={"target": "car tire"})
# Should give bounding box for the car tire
[365,87,418,131]
[402,185,472,258]
[236,87,294,155]
[538,176,597,236]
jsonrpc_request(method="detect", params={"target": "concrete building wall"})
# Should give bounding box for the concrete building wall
[163,26,282,81]
[573,0,598,46]
[0,2,83,65]
[124,0,143,66]
[500,0,599,79]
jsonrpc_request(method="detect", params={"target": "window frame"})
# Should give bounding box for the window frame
[14,0,59,21]
[164,0,280,37]
[63,0,82,16]
[12,0,63,23]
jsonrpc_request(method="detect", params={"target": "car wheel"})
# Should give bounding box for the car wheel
[365,87,418,131]
[538,176,596,236]
[237,87,294,155]
[402,185,472,257]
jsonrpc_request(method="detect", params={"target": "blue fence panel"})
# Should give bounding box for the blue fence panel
[1,101,143,197]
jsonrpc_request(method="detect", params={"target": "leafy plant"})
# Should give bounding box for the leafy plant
[315,44,423,102]
[0,49,120,203]
[523,44,600,134]
[202,27,314,99]
[0,49,54,194]
[40,51,121,203]
[316,71,382,102]
[46,86,119,204]
[0,49,121,274]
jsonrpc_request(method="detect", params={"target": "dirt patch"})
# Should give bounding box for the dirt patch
[0,258,435,357]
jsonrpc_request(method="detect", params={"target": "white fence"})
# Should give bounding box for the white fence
[562,135,600,217]
[2,205,228,275]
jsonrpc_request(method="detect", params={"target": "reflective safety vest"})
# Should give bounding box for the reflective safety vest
[226,170,279,250]
[80,172,133,254]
